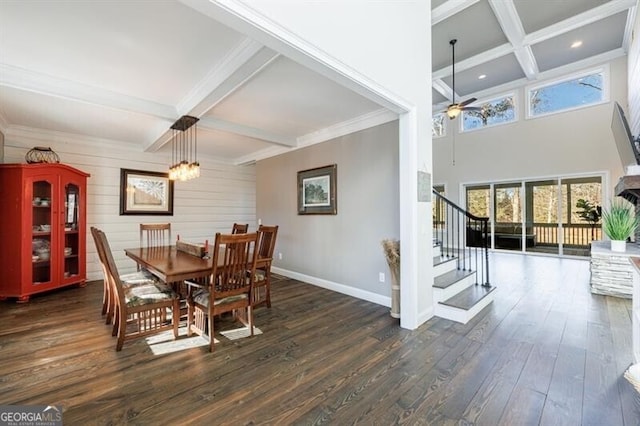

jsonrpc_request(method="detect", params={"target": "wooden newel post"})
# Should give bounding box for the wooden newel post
[381,239,400,319]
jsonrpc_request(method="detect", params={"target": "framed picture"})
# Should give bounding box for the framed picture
[120,168,174,215]
[297,164,337,215]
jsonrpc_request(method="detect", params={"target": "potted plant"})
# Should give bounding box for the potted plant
[602,199,639,252]
[576,198,601,241]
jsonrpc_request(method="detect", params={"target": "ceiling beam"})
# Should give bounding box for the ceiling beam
[432,0,482,25]
[488,0,539,79]
[432,79,455,103]
[0,63,176,120]
[432,43,513,80]
[523,0,637,46]
[144,39,281,153]
[199,116,295,147]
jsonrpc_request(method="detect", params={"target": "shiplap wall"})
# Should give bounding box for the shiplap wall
[3,134,256,281]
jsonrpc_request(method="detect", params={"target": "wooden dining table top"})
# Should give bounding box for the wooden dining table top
[124,245,271,283]
[124,245,214,283]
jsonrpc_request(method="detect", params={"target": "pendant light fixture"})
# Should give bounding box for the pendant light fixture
[168,115,200,181]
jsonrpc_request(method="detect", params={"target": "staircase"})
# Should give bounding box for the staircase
[432,190,496,324]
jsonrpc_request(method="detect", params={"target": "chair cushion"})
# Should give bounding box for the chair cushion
[124,281,177,307]
[192,289,248,308]
[120,270,157,287]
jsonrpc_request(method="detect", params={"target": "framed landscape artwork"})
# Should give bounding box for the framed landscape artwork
[297,164,337,215]
[119,168,174,215]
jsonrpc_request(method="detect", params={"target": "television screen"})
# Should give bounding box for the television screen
[611,101,640,167]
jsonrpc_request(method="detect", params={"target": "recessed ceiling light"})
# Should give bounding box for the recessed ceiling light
[571,40,583,48]
[478,74,487,80]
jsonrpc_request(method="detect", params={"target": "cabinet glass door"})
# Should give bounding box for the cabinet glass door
[32,180,52,284]
[64,183,80,280]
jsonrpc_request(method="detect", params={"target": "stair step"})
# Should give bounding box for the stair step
[434,285,497,324]
[439,284,495,310]
[433,269,475,290]
[434,256,457,276]
[433,255,454,267]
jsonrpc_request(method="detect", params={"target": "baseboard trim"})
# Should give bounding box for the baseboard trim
[272,267,391,308]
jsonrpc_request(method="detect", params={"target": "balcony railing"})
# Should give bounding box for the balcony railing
[531,223,601,247]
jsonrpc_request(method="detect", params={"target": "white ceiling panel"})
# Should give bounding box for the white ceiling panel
[0,1,245,106]
[442,54,525,97]
[0,86,165,146]
[514,0,610,33]
[208,56,382,137]
[432,0,508,70]
[431,0,634,111]
[532,11,627,72]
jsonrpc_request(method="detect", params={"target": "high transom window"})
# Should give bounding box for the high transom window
[432,113,446,138]
[527,67,607,118]
[461,94,516,132]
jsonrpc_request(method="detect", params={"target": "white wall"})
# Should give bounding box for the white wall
[434,57,628,205]
[256,121,399,306]
[3,130,255,281]
[216,0,434,328]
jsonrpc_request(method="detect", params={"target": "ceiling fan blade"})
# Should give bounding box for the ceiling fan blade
[458,97,477,107]
[461,106,482,111]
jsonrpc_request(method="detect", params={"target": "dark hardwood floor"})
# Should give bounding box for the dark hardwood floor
[1,253,639,425]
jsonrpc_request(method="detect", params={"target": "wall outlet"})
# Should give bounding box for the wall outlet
[278,252,283,260]
[379,272,385,283]
[258,218,262,225]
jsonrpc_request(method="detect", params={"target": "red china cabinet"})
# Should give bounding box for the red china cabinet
[0,163,90,302]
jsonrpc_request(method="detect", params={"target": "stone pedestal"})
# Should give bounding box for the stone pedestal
[590,241,640,298]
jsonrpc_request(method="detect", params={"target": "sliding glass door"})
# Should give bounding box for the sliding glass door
[525,180,560,255]
[464,175,602,257]
[494,183,522,251]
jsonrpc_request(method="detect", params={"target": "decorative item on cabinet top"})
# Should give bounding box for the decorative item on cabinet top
[25,147,60,164]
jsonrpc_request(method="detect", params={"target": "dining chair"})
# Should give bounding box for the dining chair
[140,223,172,247]
[96,228,180,351]
[231,223,249,234]
[186,232,259,352]
[91,226,159,326]
[253,225,279,308]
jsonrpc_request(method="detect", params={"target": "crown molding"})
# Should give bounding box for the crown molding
[3,124,142,151]
[296,108,398,148]
[232,108,398,165]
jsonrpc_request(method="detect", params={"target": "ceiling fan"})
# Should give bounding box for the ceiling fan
[445,39,481,119]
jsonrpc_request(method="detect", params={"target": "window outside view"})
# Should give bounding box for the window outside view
[462,95,516,132]
[529,71,604,117]
[432,113,445,137]
[464,177,601,256]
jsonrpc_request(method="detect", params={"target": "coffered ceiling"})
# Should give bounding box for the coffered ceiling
[0,1,637,164]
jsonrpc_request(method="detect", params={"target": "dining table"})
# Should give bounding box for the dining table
[124,243,270,289]
[124,245,214,283]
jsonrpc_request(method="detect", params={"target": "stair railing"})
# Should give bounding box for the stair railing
[433,189,491,286]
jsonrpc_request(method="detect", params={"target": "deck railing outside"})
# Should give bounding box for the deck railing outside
[531,223,601,247]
